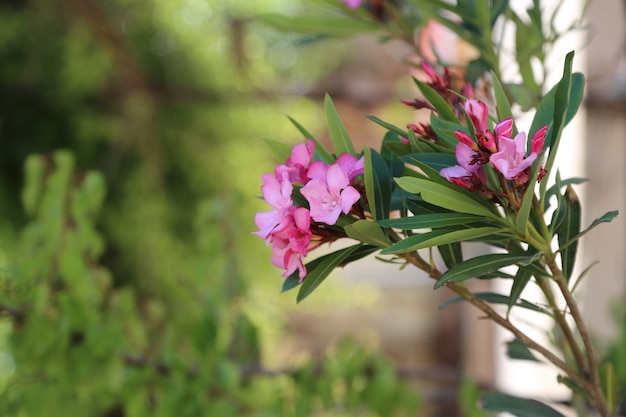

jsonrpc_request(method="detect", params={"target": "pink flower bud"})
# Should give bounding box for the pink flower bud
[495,118,514,140]
[465,99,489,133]
[531,126,548,154]
[454,130,476,149]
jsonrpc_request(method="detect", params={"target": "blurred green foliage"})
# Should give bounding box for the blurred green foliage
[0,0,421,415]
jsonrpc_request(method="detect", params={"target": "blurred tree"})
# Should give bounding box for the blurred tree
[0,0,422,415]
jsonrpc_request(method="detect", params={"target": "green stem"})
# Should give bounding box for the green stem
[545,254,610,417]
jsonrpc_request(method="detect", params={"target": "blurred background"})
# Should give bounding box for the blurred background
[0,0,624,416]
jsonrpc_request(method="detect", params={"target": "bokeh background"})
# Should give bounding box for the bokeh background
[0,0,624,416]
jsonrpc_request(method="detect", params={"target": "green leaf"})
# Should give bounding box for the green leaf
[365,115,408,138]
[344,220,390,248]
[438,242,463,269]
[282,244,377,293]
[434,253,541,288]
[395,177,496,217]
[381,227,502,255]
[559,210,619,252]
[263,138,293,162]
[481,393,566,417]
[402,153,458,171]
[544,177,588,210]
[287,116,334,163]
[377,213,485,230]
[508,267,534,314]
[506,339,541,362]
[491,72,515,126]
[439,292,548,314]
[296,244,362,303]
[325,94,355,155]
[414,79,459,122]
[556,186,581,282]
[258,14,378,36]
[364,147,392,221]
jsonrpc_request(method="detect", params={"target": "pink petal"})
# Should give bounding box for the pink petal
[455,143,480,173]
[495,118,514,139]
[325,164,350,192]
[340,186,361,214]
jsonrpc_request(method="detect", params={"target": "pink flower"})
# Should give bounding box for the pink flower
[490,132,537,180]
[270,207,313,281]
[253,172,293,239]
[275,139,315,184]
[301,164,361,225]
[336,153,364,181]
[341,0,362,8]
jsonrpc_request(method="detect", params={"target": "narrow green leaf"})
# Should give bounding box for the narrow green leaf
[508,267,533,313]
[439,292,548,314]
[381,227,502,255]
[325,94,355,155]
[401,153,458,171]
[282,244,377,293]
[364,147,392,220]
[263,138,293,162]
[540,51,574,198]
[258,14,378,36]
[365,115,408,138]
[395,177,496,217]
[506,339,541,362]
[544,177,588,210]
[558,210,619,253]
[377,213,485,230]
[435,253,540,288]
[438,242,463,269]
[287,115,334,163]
[481,393,566,417]
[296,244,362,303]
[414,79,459,122]
[491,72,515,125]
[344,220,390,248]
[556,185,581,282]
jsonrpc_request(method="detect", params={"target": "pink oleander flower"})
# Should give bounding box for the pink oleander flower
[490,126,547,180]
[275,139,315,184]
[270,207,314,280]
[341,0,363,8]
[253,172,293,239]
[301,163,361,225]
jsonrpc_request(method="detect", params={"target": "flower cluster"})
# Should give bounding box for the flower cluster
[441,99,548,201]
[254,140,365,280]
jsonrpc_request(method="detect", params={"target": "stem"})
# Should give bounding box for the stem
[534,276,588,375]
[546,255,609,416]
[399,251,596,396]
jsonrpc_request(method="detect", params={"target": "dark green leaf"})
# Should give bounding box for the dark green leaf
[439,292,548,314]
[435,253,541,288]
[414,79,459,123]
[556,186,581,282]
[325,94,355,155]
[401,153,457,171]
[381,227,502,255]
[481,393,566,417]
[559,210,619,253]
[377,213,485,230]
[506,339,541,362]
[282,244,377,293]
[364,147,392,220]
[508,267,534,314]
[438,242,463,269]
[296,244,362,303]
